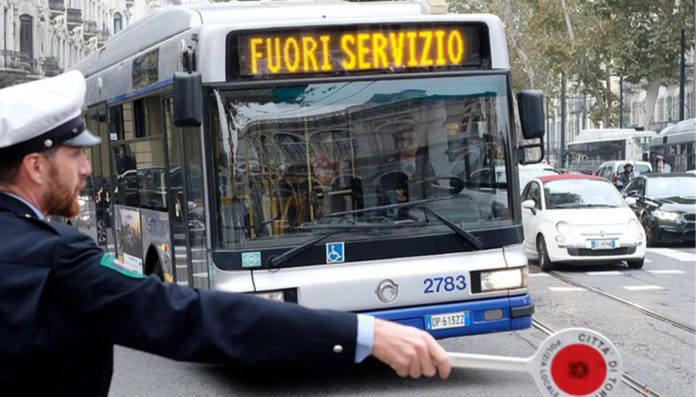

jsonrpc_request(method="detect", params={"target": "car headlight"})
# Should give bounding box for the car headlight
[653,209,680,221]
[628,219,641,231]
[478,268,526,292]
[556,221,572,234]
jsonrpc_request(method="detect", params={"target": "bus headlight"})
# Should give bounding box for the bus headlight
[556,221,572,234]
[478,268,526,292]
[254,291,285,302]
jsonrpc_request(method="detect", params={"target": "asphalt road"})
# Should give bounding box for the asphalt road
[109,244,695,397]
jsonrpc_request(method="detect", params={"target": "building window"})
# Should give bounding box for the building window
[19,14,33,59]
[114,12,122,34]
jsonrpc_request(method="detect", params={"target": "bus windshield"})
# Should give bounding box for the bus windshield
[213,74,513,250]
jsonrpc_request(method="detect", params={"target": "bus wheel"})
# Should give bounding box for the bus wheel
[536,235,554,272]
[151,259,164,280]
[145,249,164,280]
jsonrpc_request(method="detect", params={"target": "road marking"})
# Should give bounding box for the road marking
[644,258,652,263]
[585,271,622,276]
[649,248,696,262]
[647,269,685,274]
[549,286,586,292]
[623,285,664,291]
[529,273,550,277]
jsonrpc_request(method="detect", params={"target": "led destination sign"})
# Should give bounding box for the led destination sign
[234,24,487,78]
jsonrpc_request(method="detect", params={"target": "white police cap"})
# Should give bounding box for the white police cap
[0,70,101,161]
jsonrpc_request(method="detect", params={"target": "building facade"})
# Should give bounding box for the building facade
[0,0,184,88]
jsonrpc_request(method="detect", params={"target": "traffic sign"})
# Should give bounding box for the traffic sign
[448,328,623,396]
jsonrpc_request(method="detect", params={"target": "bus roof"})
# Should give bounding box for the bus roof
[74,0,509,100]
[569,128,657,145]
[659,118,695,135]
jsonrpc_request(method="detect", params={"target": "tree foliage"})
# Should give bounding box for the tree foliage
[450,0,694,127]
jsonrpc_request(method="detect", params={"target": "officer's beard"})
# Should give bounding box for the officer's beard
[44,163,85,218]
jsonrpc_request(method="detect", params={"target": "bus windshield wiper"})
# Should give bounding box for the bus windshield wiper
[326,197,483,250]
[267,223,417,268]
[418,206,483,250]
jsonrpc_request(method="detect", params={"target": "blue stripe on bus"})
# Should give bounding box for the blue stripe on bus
[107,78,174,104]
[363,294,532,339]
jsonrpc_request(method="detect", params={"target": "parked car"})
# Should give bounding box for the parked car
[595,160,652,188]
[622,173,696,245]
[518,163,561,193]
[521,174,646,271]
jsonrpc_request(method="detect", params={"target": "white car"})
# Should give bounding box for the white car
[518,163,561,193]
[521,174,646,271]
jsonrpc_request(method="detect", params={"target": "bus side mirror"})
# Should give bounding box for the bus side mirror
[517,90,545,139]
[173,72,203,127]
[516,90,545,165]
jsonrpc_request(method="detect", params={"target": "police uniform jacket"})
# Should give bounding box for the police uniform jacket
[0,194,357,396]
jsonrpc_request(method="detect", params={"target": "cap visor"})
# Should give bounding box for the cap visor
[63,129,102,147]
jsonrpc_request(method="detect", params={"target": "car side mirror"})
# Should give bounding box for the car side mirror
[522,199,537,215]
[624,196,637,206]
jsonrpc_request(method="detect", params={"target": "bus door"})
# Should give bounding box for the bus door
[164,98,210,289]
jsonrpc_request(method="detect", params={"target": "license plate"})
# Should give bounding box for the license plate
[590,239,617,250]
[425,311,470,330]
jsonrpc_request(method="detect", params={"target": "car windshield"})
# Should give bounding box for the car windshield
[519,168,559,190]
[544,179,625,209]
[211,75,513,250]
[645,177,696,197]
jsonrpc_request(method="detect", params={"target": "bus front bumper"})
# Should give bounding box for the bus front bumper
[363,294,533,339]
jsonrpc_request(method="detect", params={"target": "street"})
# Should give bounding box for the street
[109,244,695,397]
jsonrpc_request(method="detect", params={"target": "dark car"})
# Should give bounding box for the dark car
[622,173,696,244]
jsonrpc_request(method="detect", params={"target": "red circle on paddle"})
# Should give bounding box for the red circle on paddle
[551,344,607,395]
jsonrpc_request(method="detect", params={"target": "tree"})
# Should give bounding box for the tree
[606,0,695,128]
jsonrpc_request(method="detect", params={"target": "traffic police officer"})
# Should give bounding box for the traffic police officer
[0,72,450,396]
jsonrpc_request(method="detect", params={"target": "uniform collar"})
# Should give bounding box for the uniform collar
[0,192,45,220]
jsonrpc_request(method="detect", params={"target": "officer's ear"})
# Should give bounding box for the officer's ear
[21,152,52,186]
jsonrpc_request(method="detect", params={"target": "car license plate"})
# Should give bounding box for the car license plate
[590,239,616,250]
[425,311,470,330]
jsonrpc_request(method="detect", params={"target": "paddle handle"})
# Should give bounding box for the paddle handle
[448,352,531,372]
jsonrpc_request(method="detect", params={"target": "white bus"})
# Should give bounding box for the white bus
[565,128,657,173]
[74,0,546,338]
[650,118,696,172]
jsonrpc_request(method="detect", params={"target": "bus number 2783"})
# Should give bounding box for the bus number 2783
[423,275,466,294]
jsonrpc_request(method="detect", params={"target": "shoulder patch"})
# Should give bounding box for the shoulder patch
[100,253,146,279]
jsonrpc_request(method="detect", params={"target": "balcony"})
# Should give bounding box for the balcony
[0,50,39,87]
[42,56,63,77]
[97,30,110,47]
[126,0,134,8]
[66,8,82,27]
[49,0,65,17]
[83,20,98,40]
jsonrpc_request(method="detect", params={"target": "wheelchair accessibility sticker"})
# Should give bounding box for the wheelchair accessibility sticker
[326,242,345,264]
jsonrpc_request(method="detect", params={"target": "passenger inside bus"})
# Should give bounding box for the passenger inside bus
[376,128,434,219]
[311,154,363,218]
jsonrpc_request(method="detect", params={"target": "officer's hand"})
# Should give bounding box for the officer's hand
[371,318,452,379]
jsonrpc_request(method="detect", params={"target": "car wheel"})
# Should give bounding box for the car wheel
[536,235,554,272]
[627,258,644,269]
[641,214,655,246]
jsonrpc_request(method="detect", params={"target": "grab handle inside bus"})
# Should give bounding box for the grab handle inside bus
[173,72,203,127]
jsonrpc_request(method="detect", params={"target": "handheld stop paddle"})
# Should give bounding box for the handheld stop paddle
[448,328,623,396]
